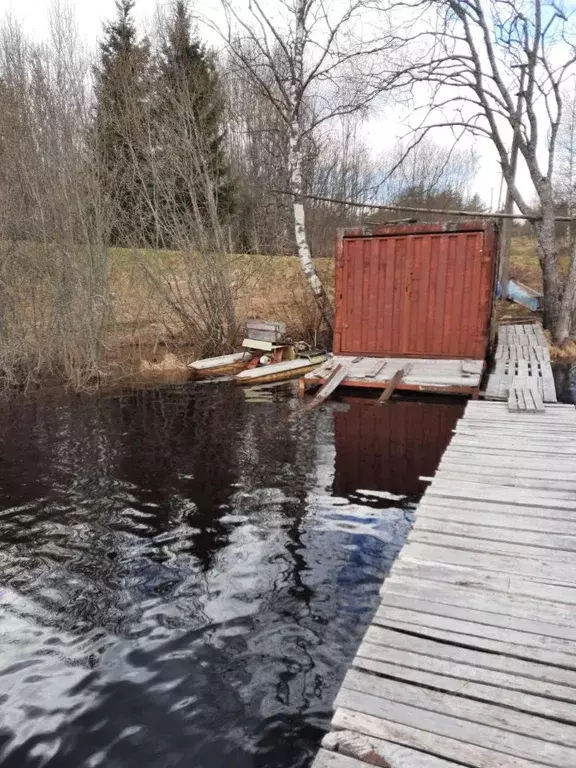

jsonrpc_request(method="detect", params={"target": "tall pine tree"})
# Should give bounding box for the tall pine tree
[95,0,152,246]
[156,0,234,239]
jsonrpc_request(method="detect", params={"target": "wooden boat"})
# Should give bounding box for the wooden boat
[235,354,328,386]
[189,351,254,379]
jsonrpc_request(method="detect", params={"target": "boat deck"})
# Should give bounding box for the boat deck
[301,356,484,398]
[314,399,576,768]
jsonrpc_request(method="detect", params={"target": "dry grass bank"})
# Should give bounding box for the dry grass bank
[12,234,570,390]
[104,249,335,382]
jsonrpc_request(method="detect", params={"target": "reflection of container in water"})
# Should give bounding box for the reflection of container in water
[333,398,465,500]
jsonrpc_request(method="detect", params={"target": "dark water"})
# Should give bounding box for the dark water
[0,385,463,768]
[554,362,576,404]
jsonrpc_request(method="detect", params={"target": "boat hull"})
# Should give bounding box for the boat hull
[189,352,254,380]
[235,357,326,386]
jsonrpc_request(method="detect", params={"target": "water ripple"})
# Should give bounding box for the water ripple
[0,389,462,767]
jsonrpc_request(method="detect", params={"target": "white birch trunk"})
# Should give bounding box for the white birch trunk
[288,127,331,308]
[286,0,334,331]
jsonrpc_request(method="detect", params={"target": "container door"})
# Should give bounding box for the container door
[335,230,492,359]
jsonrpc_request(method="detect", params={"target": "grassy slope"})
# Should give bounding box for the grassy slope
[108,248,333,336]
[503,237,576,358]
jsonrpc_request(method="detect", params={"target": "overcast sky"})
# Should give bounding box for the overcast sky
[0,0,158,41]
[0,0,509,208]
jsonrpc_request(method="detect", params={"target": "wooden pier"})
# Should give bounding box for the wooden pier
[302,357,485,398]
[314,394,576,765]
[302,323,556,409]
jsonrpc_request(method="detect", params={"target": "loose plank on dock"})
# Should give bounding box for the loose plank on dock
[377,366,410,405]
[508,379,545,412]
[314,399,576,768]
[305,362,350,409]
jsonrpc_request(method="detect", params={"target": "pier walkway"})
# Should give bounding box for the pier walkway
[485,322,557,407]
[314,397,576,768]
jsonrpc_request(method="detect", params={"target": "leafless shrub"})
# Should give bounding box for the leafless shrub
[0,9,109,390]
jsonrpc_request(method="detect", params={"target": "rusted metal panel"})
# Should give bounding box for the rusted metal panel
[333,399,465,499]
[334,221,497,359]
[341,221,491,238]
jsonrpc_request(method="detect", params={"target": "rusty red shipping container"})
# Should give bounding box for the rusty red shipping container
[333,221,498,359]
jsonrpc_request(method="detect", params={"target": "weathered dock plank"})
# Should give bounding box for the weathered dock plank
[303,356,484,398]
[486,322,556,403]
[314,399,576,768]
[319,732,459,767]
[331,708,548,768]
[335,685,576,766]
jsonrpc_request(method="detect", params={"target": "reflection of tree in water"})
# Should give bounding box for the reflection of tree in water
[112,385,246,570]
[0,395,121,621]
[0,385,249,638]
[0,387,330,767]
[0,387,300,767]
[229,403,331,768]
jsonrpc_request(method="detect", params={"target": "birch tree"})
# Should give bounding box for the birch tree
[218,0,394,330]
[390,0,576,343]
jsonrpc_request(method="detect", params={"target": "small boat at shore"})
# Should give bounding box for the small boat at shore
[235,354,328,386]
[189,351,254,379]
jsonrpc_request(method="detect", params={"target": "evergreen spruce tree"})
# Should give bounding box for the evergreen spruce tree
[157,0,234,235]
[95,0,151,246]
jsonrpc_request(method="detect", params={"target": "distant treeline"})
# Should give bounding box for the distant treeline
[0,0,487,259]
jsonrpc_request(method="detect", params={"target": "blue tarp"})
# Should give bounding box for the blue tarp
[506,280,542,312]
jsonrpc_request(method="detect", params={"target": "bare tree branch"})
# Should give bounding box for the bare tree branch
[390,0,576,341]
[214,0,398,330]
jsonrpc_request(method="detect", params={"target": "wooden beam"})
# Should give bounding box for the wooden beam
[275,190,576,221]
[305,363,350,409]
[378,366,409,405]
